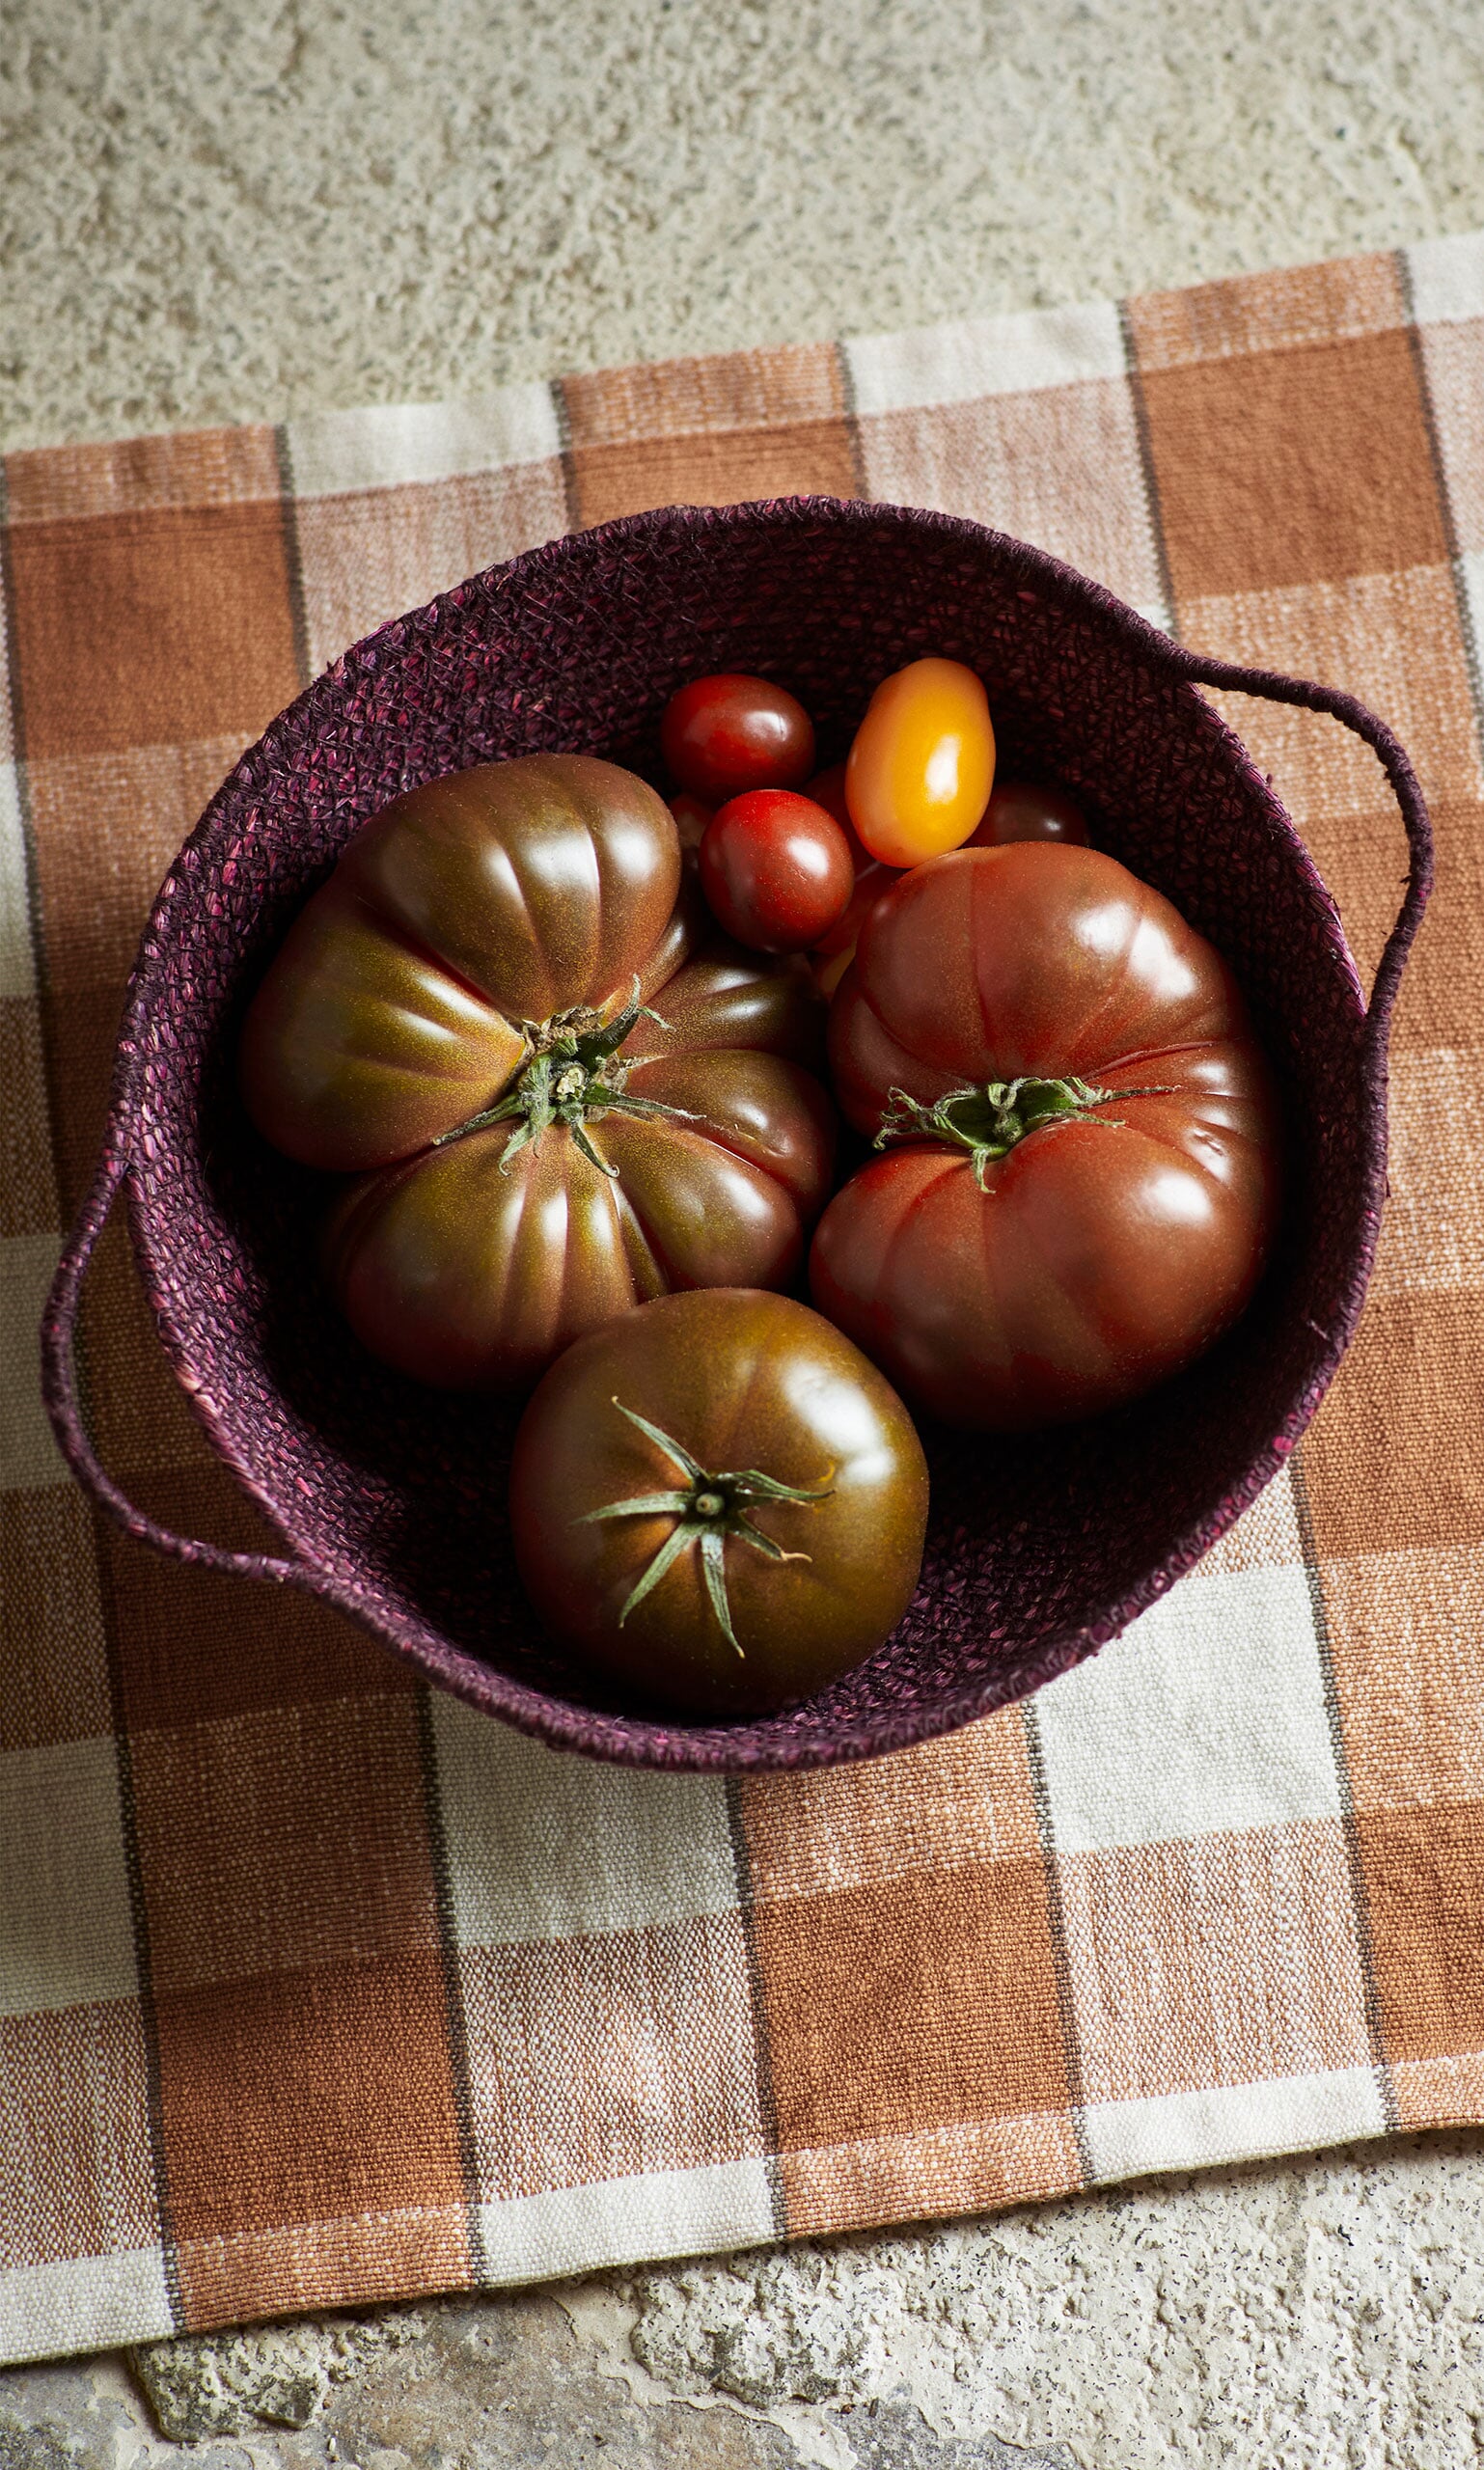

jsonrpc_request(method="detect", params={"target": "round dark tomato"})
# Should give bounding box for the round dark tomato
[969,780,1089,848]
[803,762,902,997]
[661,673,815,803]
[811,844,1280,1429]
[240,754,837,1391]
[700,789,854,954]
[509,1288,929,1715]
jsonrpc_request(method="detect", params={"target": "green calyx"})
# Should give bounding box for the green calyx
[876,1074,1151,1191]
[576,1399,835,1658]
[432,976,698,1179]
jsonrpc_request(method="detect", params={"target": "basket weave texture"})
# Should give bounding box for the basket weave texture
[43,497,1431,1770]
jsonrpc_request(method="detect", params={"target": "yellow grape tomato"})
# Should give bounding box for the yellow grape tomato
[844,657,996,866]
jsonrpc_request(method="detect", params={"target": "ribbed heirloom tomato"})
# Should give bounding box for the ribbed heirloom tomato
[811,843,1281,1429]
[240,755,837,1390]
[510,1289,929,1715]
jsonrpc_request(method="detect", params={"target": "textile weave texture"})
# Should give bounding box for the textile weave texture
[2,231,1483,2366]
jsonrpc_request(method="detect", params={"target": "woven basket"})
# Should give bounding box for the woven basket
[42,498,1432,1771]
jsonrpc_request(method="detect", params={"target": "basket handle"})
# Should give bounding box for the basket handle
[1163,645,1435,1036]
[40,1136,307,1585]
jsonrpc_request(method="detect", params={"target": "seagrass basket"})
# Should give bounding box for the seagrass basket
[42,498,1432,1770]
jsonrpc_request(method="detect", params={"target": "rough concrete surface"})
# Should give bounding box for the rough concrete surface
[5,2133,1484,2465]
[6,0,1484,2462]
[4,0,1484,451]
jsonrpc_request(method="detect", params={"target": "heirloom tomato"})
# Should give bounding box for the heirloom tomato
[700,788,854,953]
[969,779,1089,848]
[812,844,1280,1430]
[509,1288,928,1715]
[240,755,837,1391]
[844,657,996,866]
[661,673,815,803]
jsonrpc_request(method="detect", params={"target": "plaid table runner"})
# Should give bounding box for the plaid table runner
[3,231,1483,2368]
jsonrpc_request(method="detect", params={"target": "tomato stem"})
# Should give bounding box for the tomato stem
[875,1075,1172,1190]
[429,977,702,1177]
[574,1398,834,1657]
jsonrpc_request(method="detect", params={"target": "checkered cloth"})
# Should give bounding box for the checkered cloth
[3,232,1482,2368]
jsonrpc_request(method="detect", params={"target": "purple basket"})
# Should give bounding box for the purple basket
[41,498,1432,1770]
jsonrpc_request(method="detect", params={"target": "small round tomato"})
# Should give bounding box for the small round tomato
[813,844,1280,1430]
[845,657,996,866]
[970,780,1089,848]
[509,1288,928,1715]
[662,673,815,803]
[700,789,854,954]
[804,762,901,998]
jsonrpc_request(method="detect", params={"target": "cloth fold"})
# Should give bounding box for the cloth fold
[3,228,1483,2367]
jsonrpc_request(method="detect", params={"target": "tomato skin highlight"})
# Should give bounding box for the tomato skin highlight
[509,1288,928,1716]
[815,843,1281,1429]
[969,779,1089,848]
[845,657,996,866]
[661,673,815,803]
[700,789,854,954]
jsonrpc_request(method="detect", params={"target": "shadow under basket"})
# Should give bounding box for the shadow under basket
[42,498,1433,1771]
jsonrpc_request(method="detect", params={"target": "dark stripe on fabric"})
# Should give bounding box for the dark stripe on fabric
[725,1776,788,2238]
[833,340,871,504]
[1019,1701,1093,2185]
[1397,250,1484,770]
[550,380,584,538]
[1116,299,1180,641]
[0,479,185,2327]
[1292,1449,1400,2132]
[97,1614,186,2330]
[271,425,315,691]
[414,1683,487,2286]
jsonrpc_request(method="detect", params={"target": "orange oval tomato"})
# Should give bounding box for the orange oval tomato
[844,657,996,866]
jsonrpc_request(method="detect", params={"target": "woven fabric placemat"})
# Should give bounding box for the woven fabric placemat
[3,232,1482,2368]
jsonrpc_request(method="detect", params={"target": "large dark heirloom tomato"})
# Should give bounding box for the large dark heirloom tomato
[509,1289,929,1716]
[812,843,1281,1430]
[240,755,836,1389]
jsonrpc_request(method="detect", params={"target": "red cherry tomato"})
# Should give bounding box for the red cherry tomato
[804,762,902,998]
[845,657,996,865]
[662,674,815,803]
[700,789,854,954]
[812,845,1280,1430]
[969,780,1089,848]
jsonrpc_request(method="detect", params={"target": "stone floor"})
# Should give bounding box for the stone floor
[6,2,1484,2463]
[7,2133,1484,2466]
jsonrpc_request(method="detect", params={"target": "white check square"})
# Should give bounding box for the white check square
[1033,1557,1337,1852]
[431,1702,741,1950]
